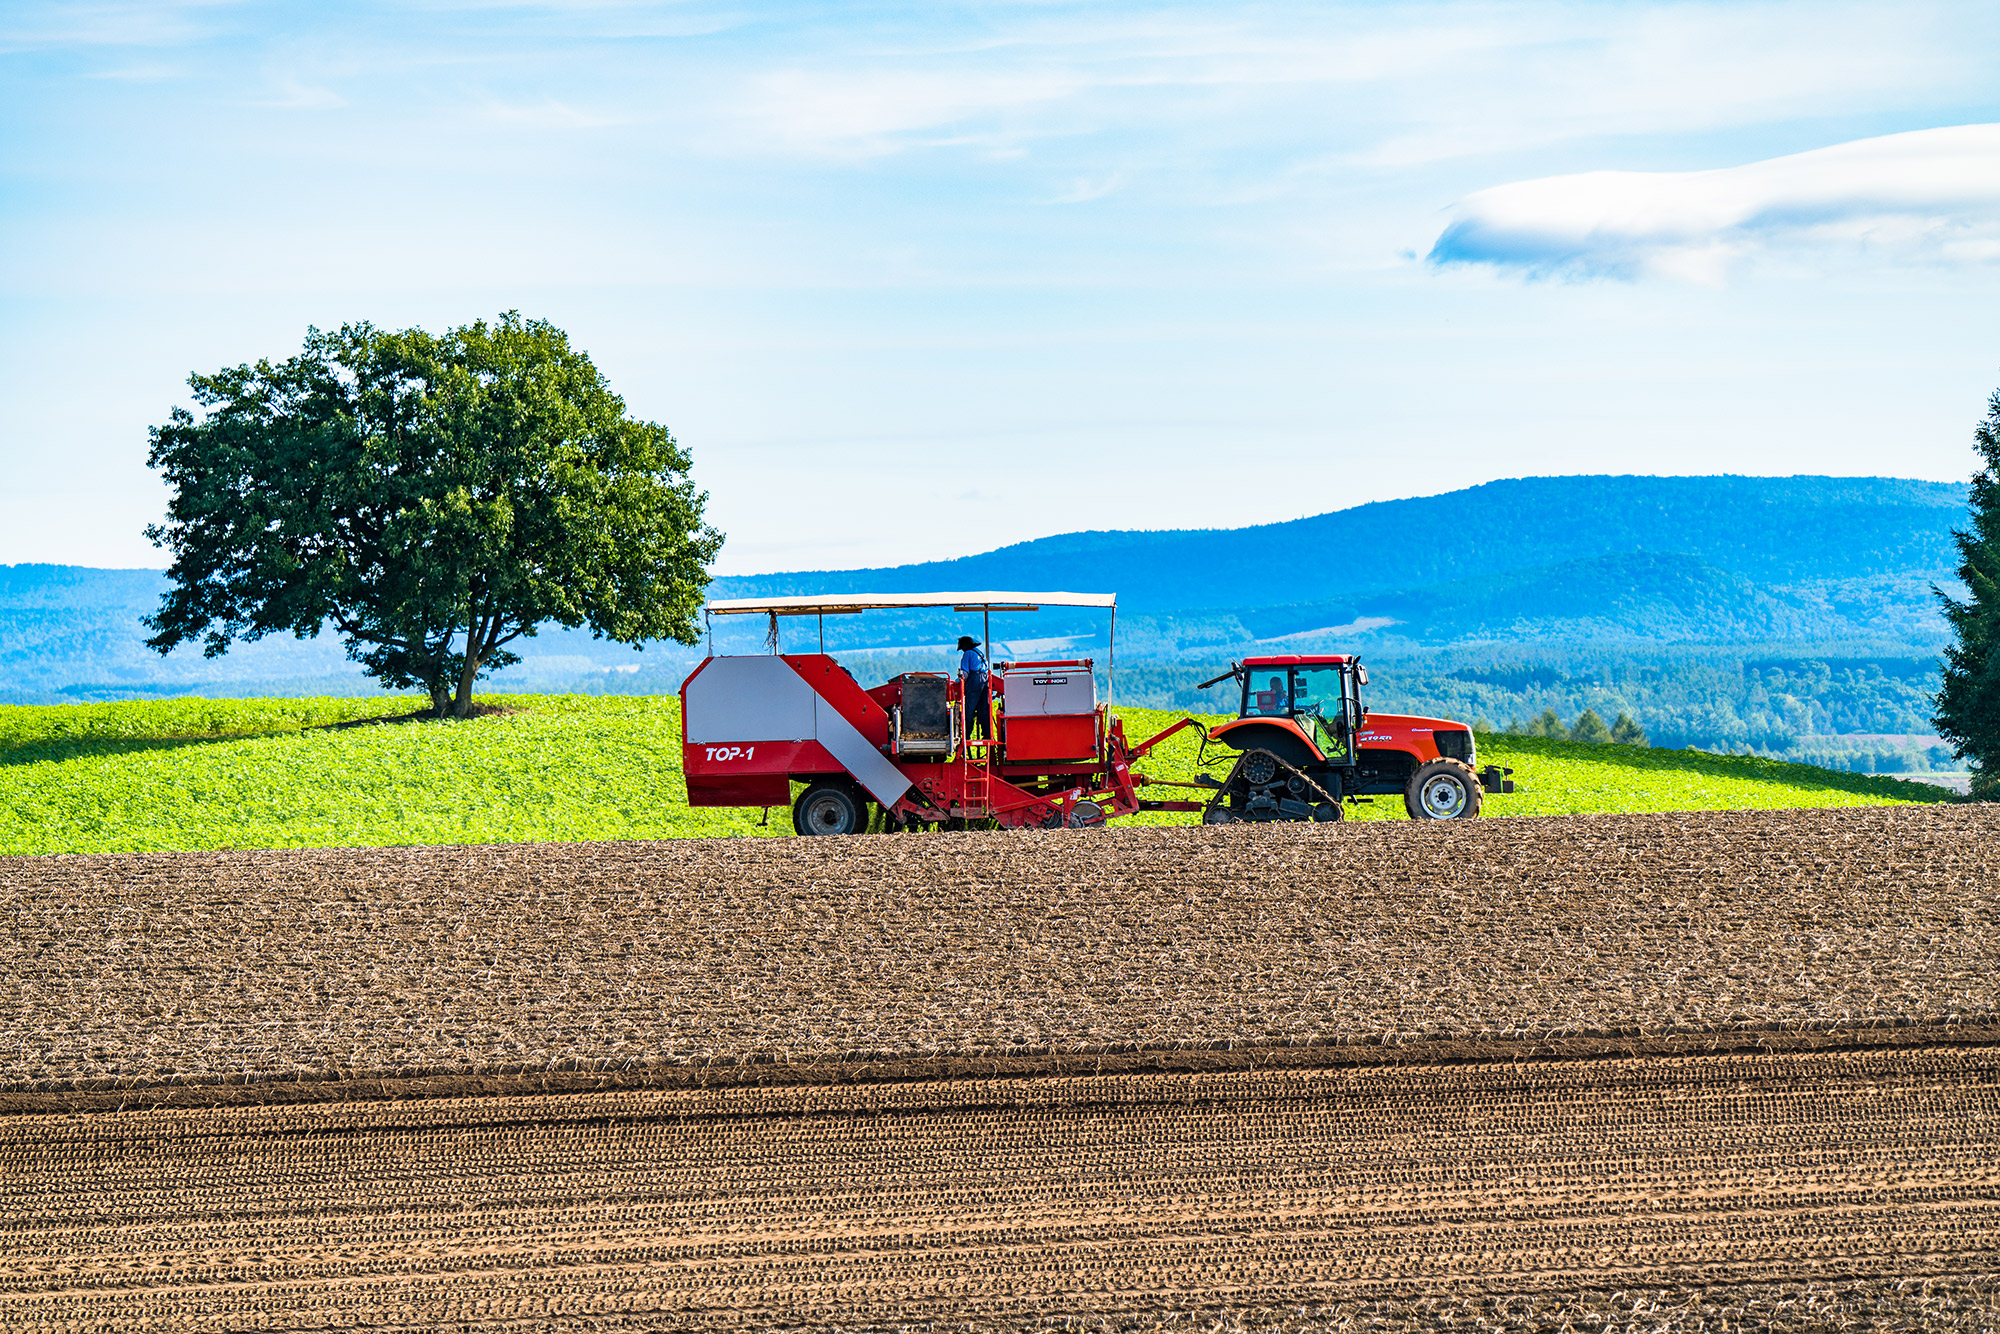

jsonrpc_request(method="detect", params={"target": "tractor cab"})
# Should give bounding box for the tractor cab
[1234,655,1366,762]
[1201,654,1366,769]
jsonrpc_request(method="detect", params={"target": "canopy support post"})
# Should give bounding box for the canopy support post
[1107,603,1116,711]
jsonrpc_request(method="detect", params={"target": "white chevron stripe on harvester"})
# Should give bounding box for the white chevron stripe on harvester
[803,671,913,808]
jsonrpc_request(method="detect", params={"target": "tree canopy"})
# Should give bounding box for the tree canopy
[1934,389,2000,797]
[145,314,724,717]
[1569,709,1613,745]
[1609,712,1648,746]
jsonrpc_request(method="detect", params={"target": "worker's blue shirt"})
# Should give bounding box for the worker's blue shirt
[960,648,987,681]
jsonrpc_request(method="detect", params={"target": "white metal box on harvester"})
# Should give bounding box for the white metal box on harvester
[994,660,1101,763]
[996,662,1097,716]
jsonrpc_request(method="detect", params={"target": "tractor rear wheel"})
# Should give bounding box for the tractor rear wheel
[793,782,866,835]
[1404,758,1482,820]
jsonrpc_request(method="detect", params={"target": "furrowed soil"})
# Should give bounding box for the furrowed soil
[6,1050,1999,1330]
[6,806,2000,1330]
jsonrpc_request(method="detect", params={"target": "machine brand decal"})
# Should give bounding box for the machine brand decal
[1031,676,1067,685]
[703,745,757,762]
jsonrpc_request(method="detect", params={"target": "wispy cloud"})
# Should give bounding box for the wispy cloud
[0,0,237,52]
[480,97,624,129]
[1429,124,2000,282]
[261,72,344,109]
[1050,170,1124,204]
[86,62,183,81]
[743,66,1089,158]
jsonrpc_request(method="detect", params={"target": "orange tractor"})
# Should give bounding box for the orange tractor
[1194,654,1512,822]
[679,591,1510,833]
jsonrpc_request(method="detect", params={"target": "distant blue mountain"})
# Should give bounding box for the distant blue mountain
[0,564,666,705]
[711,474,1967,614]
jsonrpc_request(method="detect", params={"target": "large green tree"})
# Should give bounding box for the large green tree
[1935,389,2000,797]
[146,313,723,717]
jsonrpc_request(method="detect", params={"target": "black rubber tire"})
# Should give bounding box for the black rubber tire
[793,782,865,835]
[1404,758,1483,820]
[1312,800,1343,823]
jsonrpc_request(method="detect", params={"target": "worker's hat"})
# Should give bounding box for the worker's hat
[956,635,979,650]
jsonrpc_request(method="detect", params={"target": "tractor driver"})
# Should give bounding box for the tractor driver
[1252,674,1287,714]
[957,635,991,739]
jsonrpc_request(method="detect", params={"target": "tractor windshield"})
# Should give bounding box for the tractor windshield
[1244,672,1292,716]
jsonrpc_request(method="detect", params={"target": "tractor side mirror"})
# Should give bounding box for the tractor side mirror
[1196,661,1244,691]
[1355,666,1369,686]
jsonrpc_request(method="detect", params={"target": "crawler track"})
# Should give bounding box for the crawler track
[5,1047,2000,1330]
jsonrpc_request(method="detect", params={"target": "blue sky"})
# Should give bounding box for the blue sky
[3,1,1998,574]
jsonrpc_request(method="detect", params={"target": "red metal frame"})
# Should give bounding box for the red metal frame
[681,651,1207,828]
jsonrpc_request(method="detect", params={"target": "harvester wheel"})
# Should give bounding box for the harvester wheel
[793,782,866,835]
[1405,758,1482,820]
[1066,800,1106,828]
[1202,805,1237,825]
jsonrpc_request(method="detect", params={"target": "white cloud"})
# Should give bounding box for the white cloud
[1429,124,2000,282]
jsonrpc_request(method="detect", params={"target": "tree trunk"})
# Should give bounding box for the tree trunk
[451,606,485,719]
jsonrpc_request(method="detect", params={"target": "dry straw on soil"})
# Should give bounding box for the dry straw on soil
[4,1048,1997,1330]
[5,805,1997,1106]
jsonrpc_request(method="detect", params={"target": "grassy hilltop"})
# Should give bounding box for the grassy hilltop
[0,694,1953,856]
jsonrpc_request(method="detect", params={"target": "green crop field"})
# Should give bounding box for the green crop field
[0,693,1956,856]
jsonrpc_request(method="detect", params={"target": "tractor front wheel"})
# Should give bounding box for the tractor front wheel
[793,782,866,835]
[1405,759,1483,820]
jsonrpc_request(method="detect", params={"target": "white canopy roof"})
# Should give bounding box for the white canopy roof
[706,590,1116,616]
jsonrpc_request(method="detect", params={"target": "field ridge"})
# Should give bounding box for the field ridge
[12,1018,2000,1116]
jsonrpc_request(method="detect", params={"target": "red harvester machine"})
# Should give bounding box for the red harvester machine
[680,591,1512,835]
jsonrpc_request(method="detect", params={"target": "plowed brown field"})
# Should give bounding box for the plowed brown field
[6,1048,2000,1331]
[6,807,2000,1330]
[5,806,1998,1107]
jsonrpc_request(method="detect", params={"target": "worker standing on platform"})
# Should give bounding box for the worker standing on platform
[957,634,990,739]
